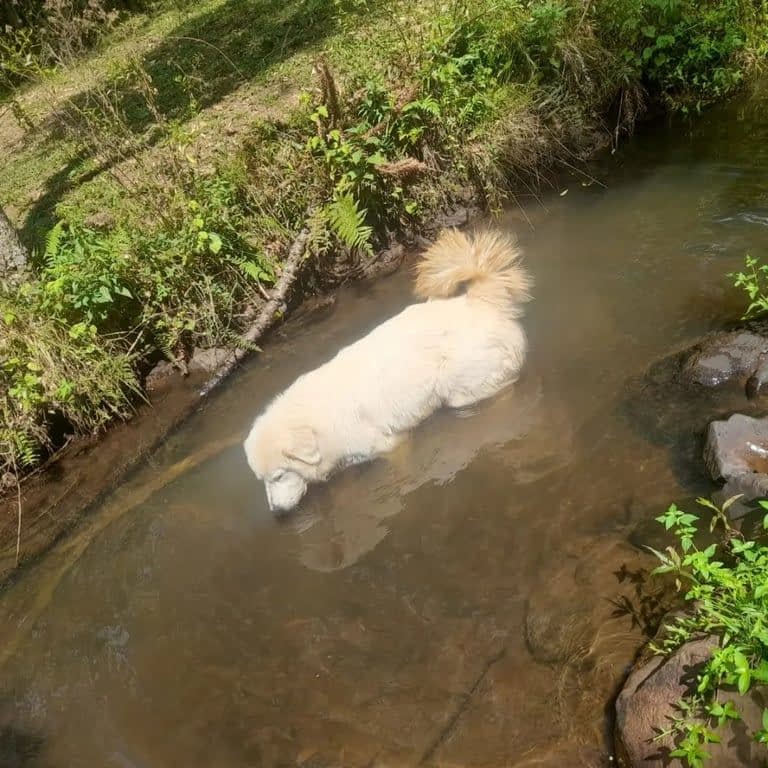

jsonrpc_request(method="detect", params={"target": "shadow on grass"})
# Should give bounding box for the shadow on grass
[57,0,340,135]
[18,154,105,254]
[24,0,346,245]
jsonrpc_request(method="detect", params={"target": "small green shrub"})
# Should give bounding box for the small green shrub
[0,24,44,92]
[41,170,276,354]
[648,497,768,766]
[41,221,137,331]
[730,254,768,319]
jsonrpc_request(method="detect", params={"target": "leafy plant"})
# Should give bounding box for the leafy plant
[41,221,136,330]
[592,0,763,110]
[0,283,139,476]
[730,254,768,319]
[648,496,768,766]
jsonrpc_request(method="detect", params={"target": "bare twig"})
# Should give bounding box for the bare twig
[256,281,271,301]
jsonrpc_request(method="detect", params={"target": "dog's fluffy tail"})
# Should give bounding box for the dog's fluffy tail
[414,229,532,313]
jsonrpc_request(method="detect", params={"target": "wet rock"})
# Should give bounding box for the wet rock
[438,205,469,228]
[623,331,768,489]
[681,331,767,388]
[746,357,768,399]
[615,636,713,767]
[144,361,179,394]
[363,243,404,279]
[704,413,768,514]
[624,347,740,451]
[188,347,233,374]
[717,473,768,513]
[615,635,768,767]
[704,413,768,480]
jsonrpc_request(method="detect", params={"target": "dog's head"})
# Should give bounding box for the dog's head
[244,419,321,513]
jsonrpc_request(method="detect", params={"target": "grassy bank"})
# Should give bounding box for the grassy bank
[1,0,767,483]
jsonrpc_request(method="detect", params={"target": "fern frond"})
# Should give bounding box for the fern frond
[237,258,273,283]
[44,221,66,265]
[13,431,39,469]
[325,194,373,250]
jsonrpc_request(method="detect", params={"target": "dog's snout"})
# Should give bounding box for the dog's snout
[265,484,286,513]
[263,476,307,514]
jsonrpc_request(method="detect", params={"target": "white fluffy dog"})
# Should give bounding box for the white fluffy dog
[244,228,532,512]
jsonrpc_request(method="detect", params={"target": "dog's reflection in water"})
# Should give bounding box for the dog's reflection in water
[283,372,573,572]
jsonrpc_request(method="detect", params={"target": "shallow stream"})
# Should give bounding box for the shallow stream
[2,83,768,767]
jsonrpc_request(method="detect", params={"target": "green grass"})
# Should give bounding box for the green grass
[1,0,767,481]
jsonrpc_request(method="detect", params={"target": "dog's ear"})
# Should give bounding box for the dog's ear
[283,426,321,466]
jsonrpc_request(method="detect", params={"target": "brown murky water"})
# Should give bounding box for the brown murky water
[2,84,768,767]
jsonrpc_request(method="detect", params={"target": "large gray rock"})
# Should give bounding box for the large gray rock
[719,472,768,510]
[704,414,768,480]
[615,635,768,767]
[682,331,768,388]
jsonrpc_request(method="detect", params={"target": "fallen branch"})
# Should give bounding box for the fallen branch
[199,226,311,397]
[14,471,21,568]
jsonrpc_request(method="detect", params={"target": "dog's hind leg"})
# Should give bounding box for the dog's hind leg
[444,375,518,409]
